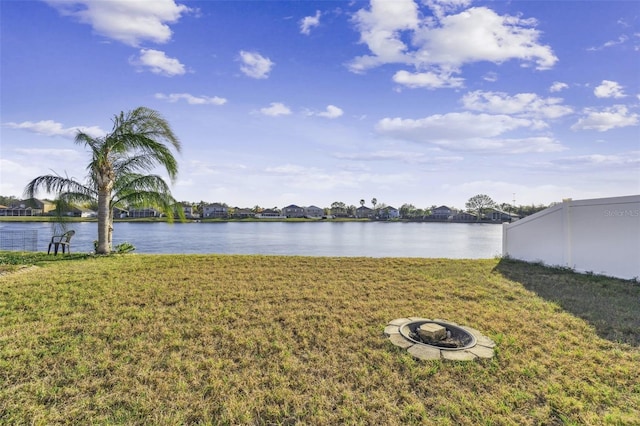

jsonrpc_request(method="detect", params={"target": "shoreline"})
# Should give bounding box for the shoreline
[0,217,507,224]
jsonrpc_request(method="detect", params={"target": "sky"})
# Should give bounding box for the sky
[1,0,639,211]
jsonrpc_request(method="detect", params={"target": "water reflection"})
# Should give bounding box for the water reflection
[0,221,503,258]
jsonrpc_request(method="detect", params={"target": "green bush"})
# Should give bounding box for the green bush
[93,241,136,254]
[114,241,135,254]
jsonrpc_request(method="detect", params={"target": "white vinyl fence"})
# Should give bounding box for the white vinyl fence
[503,195,640,280]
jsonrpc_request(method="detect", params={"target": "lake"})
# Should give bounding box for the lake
[0,221,504,258]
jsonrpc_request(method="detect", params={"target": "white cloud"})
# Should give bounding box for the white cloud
[425,0,472,20]
[239,50,274,79]
[588,35,629,51]
[378,112,536,139]
[188,160,247,177]
[551,152,640,168]
[594,80,626,98]
[349,0,420,73]
[265,164,309,174]
[132,49,186,76]
[549,81,568,93]
[461,90,573,119]
[44,0,190,47]
[0,158,43,196]
[436,136,564,154]
[300,10,321,35]
[262,164,412,193]
[571,105,638,132]
[333,150,463,164]
[483,72,498,82]
[260,102,292,117]
[14,148,83,159]
[4,120,105,139]
[349,1,557,87]
[392,70,464,89]
[376,112,565,153]
[334,150,425,163]
[316,105,344,119]
[0,149,88,197]
[155,93,227,105]
[413,7,557,70]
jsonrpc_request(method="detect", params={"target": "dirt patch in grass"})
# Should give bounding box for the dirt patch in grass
[1,255,638,424]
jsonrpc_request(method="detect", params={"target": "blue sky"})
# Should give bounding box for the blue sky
[1,0,638,210]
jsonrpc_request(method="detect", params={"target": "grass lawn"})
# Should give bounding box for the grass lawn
[1,253,638,425]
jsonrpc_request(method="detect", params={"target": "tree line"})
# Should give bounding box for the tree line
[175,195,550,219]
[2,192,551,223]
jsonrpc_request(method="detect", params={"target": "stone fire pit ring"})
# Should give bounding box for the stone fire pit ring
[385,317,496,361]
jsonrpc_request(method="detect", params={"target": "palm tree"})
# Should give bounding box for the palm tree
[25,107,183,254]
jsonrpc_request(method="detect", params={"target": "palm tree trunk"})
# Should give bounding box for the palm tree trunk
[97,190,111,254]
[108,204,114,251]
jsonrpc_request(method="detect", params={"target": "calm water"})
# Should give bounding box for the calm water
[0,221,503,258]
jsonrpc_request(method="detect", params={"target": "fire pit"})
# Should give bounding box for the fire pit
[385,317,496,361]
[400,319,476,350]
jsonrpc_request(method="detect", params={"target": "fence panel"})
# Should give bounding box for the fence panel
[503,195,640,280]
[0,229,38,251]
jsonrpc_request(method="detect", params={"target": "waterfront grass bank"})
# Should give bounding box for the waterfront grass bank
[1,254,638,424]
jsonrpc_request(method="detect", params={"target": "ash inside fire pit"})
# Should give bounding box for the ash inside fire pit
[399,320,476,351]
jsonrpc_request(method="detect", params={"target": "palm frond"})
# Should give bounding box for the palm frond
[114,176,172,206]
[115,173,170,191]
[110,134,179,180]
[23,174,93,199]
[122,190,182,222]
[112,154,159,176]
[113,173,184,222]
[57,190,97,205]
[103,107,181,182]
[111,107,180,150]
[127,107,181,149]
[75,132,105,156]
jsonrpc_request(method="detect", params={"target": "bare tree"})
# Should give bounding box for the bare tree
[465,194,496,221]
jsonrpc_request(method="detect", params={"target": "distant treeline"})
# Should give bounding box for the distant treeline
[0,195,551,219]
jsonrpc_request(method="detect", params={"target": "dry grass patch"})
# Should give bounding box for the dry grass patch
[1,255,638,424]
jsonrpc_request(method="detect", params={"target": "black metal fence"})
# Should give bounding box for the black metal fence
[0,229,38,251]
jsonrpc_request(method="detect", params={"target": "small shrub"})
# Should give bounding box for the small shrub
[93,240,136,254]
[115,242,135,254]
